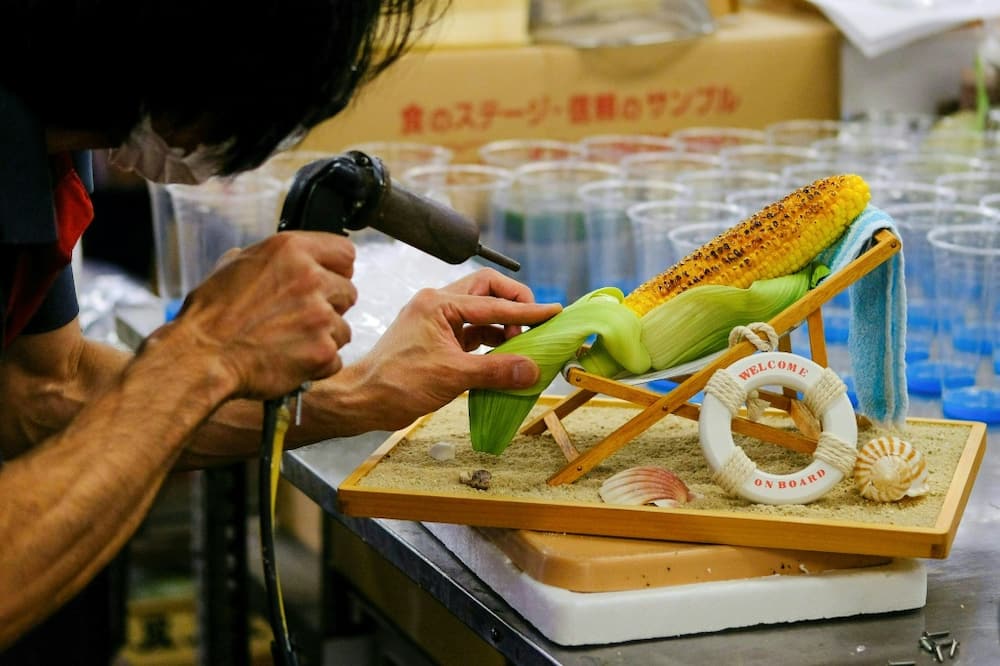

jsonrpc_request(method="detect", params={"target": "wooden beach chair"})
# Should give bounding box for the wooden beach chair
[520,229,902,486]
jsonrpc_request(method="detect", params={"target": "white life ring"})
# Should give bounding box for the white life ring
[698,351,857,505]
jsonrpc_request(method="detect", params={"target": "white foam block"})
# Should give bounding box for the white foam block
[423,522,927,646]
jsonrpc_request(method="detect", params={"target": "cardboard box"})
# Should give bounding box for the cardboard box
[301,6,840,162]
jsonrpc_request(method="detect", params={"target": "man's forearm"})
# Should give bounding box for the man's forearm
[0,324,236,647]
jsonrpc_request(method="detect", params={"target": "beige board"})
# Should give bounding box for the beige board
[339,396,987,559]
[475,527,890,592]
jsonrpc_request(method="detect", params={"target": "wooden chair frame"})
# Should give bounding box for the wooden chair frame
[522,229,902,486]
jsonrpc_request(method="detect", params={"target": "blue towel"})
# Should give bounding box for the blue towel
[818,205,908,427]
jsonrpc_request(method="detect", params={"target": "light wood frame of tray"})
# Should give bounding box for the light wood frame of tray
[533,228,903,485]
[338,402,986,559]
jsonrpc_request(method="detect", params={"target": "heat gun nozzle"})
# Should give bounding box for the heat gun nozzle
[476,244,520,272]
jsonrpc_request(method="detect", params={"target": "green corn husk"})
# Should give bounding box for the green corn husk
[469,287,649,454]
[578,264,825,378]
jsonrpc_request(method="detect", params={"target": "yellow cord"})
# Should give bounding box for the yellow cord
[269,402,292,637]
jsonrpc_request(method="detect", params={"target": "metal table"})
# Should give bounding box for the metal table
[283,396,1000,665]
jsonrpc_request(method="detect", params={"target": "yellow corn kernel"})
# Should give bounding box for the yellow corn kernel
[623,174,870,317]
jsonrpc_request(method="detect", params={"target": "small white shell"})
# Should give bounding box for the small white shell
[599,466,694,507]
[853,436,929,502]
[428,441,456,461]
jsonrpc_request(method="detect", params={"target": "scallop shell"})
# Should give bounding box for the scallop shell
[599,466,694,507]
[853,436,929,502]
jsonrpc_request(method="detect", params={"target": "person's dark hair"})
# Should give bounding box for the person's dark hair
[1,0,446,174]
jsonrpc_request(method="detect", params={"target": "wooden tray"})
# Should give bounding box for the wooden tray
[338,397,987,559]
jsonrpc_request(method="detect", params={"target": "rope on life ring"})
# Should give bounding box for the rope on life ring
[698,350,858,505]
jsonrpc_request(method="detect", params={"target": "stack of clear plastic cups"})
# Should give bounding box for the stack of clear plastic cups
[867,179,958,206]
[578,134,681,164]
[842,109,936,145]
[168,174,285,298]
[981,192,1000,215]
[723,187,789,215]
[619,150,723,181]
[627,200,745,286]
[928,223,1000,423]
[495,161,622,304]
[627,200,745,394]
[478,138,586,169]
[670,126,766,154]
[916,127,995,157]
[764,118,846,147]
[342,140,454,176]
[401,164,514,268]
[934,171,1000,205]
[810,135,911,171]
[719,144,819,173]
[577,179,690,294]
[781,161,893,190]
[675,168,781,203]
[147,182,184,321]
[889,152,987,185]
[881,202,1000,399]
[258,149,339,185]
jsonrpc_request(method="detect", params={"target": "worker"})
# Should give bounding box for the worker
[0,0,561,660]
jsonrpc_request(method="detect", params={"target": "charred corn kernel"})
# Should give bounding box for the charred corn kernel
[623,174,870,317]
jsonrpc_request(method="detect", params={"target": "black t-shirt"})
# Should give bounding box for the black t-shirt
[0,86,126,665]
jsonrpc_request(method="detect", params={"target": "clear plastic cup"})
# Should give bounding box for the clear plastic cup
[882,203,1000,397]
[916,128,995,157]
[495,161,622,304]
[619,150,723,181]
[343,140,453,177]
[147,182,184,320]
[168,174,284,295]
[400,164,513,259]
[719,144,819,173]
[577,179,690,293]
[478,138,586,169]
[934,172,1000,205]
[627,200,744,284]
[578,134,681,164]
[809,136,911,168]
[665,220,735,259]
[980,192,1000,214]
[928,224,1000,423]
[842,110,936,145]
[724,187,788,214]
[675,168,782,203]
[867,179,958,206]
[781,161,893,190]
[257,149,339,185]
[670,127,766,154]
[764,119,846,147]
[890,152,987,185]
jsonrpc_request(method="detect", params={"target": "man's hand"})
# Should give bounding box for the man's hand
[324,268,562,434]
[143,231,357,401]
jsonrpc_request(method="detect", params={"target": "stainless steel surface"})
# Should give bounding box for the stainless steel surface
[284,396,1000,664]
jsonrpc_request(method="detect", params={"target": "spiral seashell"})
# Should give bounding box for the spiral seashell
[853,436,929,502]
[599,466,694,507]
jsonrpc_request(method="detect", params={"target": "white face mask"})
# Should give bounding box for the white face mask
[108,116,222,185]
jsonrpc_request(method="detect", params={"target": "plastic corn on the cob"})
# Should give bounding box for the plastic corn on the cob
[623,174,870,317]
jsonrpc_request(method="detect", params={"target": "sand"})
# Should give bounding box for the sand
[357,395,977,528]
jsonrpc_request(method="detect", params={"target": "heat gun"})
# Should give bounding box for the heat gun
[261,149,519,666]
[277,149,519,271]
